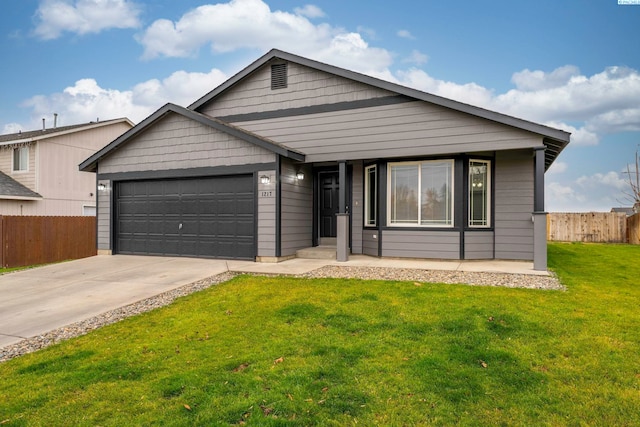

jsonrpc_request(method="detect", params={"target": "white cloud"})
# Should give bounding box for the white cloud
[397,29,415,39]
[544,122,599,146]
[137,0,333,58]
[403,50,428,65]
[548,161,568,175]
[547,171,629,212]
[293,4,325,18]
[493,66,640,129]
[511,65,580,92]
[576,171,627,191]
[312,33,393,74]
[131,69,228,107]
[17,68,228,130]
[34,0,141,40]
[395,68,494,108]
[2,123,23,134]
[391,64,640,147]
[135,0,392,75]
[588,107,640,133]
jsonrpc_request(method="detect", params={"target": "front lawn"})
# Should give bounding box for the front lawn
[1,243,639,425]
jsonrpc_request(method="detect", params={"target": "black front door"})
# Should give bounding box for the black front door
[319,171,339,238]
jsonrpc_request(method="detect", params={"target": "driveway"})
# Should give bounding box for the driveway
[0,255,235,348]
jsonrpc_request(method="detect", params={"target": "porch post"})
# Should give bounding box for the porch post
[533,146,547,271]
[337,161,349,261]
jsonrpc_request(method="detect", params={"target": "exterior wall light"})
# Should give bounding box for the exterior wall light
[296,172,304,180]
[97,183,107,191]
[260,175,271,185]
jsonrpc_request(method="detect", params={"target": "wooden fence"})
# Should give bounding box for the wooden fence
[628,213,640,244]
[547,212,639,243]
[0,216,96,268]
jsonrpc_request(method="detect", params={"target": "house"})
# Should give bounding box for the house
[0,118,133,216]
[611,207,636,216]
[80,49,570,270]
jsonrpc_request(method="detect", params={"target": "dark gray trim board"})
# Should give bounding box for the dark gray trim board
[97,162,277,182]
[534,146,546,212]
[275,155,282,257]
[217,95,413,123]
[189,49,570,169]
[455,157,465,259]
[80,103,303,172]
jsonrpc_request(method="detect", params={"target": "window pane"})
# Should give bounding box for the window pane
[469,160,489,227]
[420,161,452,225]
[13,146,28,171]
[390,164,418,224]
[365,166,377,226]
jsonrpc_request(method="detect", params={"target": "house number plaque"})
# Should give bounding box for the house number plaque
[260,190,274,198]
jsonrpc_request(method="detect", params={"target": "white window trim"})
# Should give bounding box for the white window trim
[364,164,377,227]
[387,160,455,228]
[12,146,29,173]
[468,159,491,228]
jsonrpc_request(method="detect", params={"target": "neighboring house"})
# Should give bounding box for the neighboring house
[80,49,570,270]
[611,207,636,216]
[0,118,133,216]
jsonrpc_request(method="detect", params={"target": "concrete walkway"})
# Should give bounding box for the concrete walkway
[0,254,545,349]
[228,255,548,276]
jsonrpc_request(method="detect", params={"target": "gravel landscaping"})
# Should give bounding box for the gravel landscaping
[0,267,562,363]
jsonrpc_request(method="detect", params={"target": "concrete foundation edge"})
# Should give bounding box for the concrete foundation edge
[256,255,296,263]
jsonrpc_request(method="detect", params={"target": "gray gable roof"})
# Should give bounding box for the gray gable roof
[189,49,570,169]
[0,171,42,200]
[79,103,304,172]
[0,118,132,145]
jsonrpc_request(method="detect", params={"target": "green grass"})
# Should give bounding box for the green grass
[1,243,639,426]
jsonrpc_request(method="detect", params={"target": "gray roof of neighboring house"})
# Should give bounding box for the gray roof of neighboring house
[79,103,305,172]
[0,118,133,145]
[0,171,42,199]
[189,49,571,170]
[611,207,635,215]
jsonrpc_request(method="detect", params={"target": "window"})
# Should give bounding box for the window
[469,160,491,227]
[364,165,377,226]
[82,205,96,216]
[271,63,287,89]
[388,160,454,227]
[13,146,28,172]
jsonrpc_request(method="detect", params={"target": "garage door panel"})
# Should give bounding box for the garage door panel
[236,199,253,212]
[236,220,254,237]
[116,175,255,260]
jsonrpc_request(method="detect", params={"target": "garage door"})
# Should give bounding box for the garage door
[115,175,254,260]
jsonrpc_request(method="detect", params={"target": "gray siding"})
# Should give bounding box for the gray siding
[280,159,313,256]
[97,179,111,250]
[363,229,378,256]
[201,62,394,118]
[100,112,275,174]
[257,170,276,257]
[381,230,460,259]
[494,150,535,260]
[235,101,541,163]
[464,231,494,259]
[351,160,363,254]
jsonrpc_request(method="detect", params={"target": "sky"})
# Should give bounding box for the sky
[1,0,639,212]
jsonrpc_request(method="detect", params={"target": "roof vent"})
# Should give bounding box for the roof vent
[271,63,287,90]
